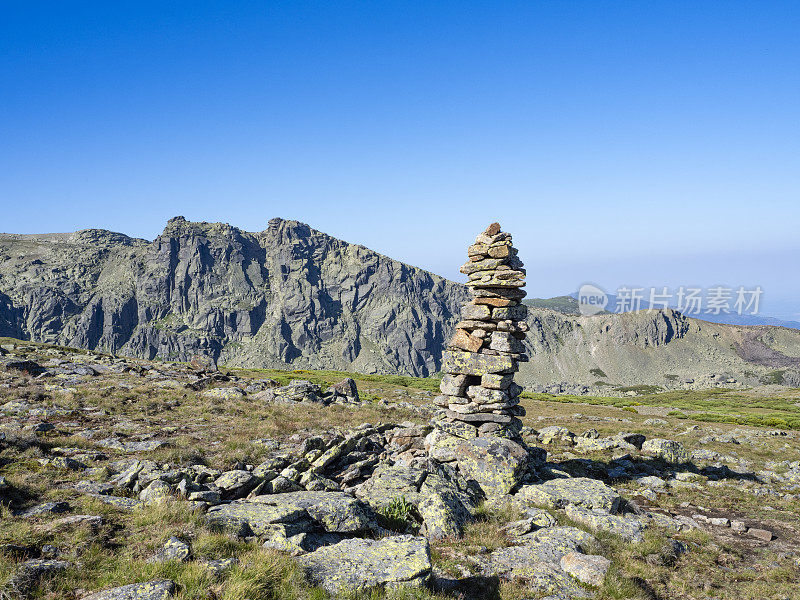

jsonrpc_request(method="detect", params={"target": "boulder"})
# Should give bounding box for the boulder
[517,478,621,513]
[250,491,375,533]
[537,425,575,445]
[6,559,71,597]
[16,501,70,518]
[489,527,594,597]
[255,380,326,404]
[139,480,171,504]
[355,464,425,511]
[326,378,359,402]
[206,501,310,536]
[418,486,470,540]
[214,470,255,498]
[147,537,191,563]
[299,535,432,593]
[424,428,462,462]
[456,436,529,500]
[642,439,690,463]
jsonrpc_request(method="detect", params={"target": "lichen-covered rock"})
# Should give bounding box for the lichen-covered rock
[517,478,621,513]
[147,537,191,563]
[564,505,645,542]
[214,470,255,498]
[560,551,611,586]
[574,437,637,453]
[250,491,375,533]
[424,428,462,462]
[83,580,176,600]
[200,387,246,400]
[92,495,143,511]
[262,527,346,555]
[418,487,470,540]
[642,438,690,463]
[537,426,576,445]
[490,527,594,597]
[456,436,528,500]
[201,558,239,576]
[354,464,425,511]
[298,535,432,593]
[441,350,517,376]
[16,501,70,518]
[5,559,71,597]
[139,480,171,504]
[206,501,310,536]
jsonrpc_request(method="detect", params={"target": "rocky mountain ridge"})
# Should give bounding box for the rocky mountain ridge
[1,217,799,389]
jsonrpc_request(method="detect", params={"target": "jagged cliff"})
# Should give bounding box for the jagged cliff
[1,217,799,388]
[0,217,467,376]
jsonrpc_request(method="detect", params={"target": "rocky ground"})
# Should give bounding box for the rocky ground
[1,338,799,599]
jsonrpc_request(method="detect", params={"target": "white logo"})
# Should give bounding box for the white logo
[578,283,608,316]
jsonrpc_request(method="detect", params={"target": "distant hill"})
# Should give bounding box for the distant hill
[553,291,800,330]
[1,218,799,390]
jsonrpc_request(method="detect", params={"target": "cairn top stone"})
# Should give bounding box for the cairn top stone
[485,222,502,236]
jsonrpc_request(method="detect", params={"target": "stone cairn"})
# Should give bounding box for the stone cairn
[433,223,528,440]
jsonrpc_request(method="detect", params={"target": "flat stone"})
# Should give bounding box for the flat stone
[481,373,514,389]
[299,535,431,593]
[249,491,375,533]
[445,410,512,423]
[748,527,773,541]
[517,478,621,513]
[432,418,477,439]
[565,505,645,542]
[206,501,310,536]
[355,463,425,511]
[82,580,176,600]
[560,551,611,586]
[449,329,484,352]
[492,305,528,320]
[441,351,516,376]
[16,501,70,518]
[460,303,492,320]
[489,331,525,354]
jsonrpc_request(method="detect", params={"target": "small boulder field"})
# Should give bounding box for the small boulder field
[0,339,799,599]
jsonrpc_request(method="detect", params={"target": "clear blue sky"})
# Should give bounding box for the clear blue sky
[2,2,799,319]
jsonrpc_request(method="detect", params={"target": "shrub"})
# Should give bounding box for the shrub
[379,496,416,532]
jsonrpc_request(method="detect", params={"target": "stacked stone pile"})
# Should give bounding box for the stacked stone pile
[433,223,529,440]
